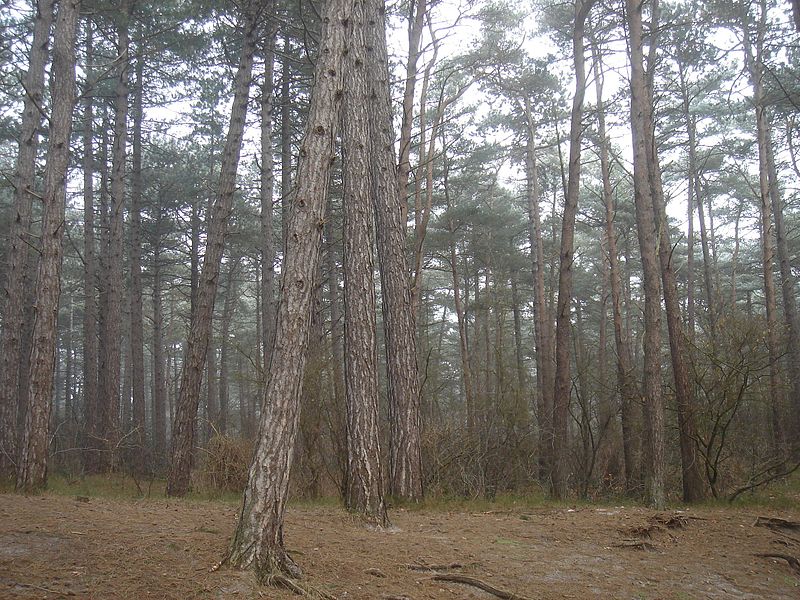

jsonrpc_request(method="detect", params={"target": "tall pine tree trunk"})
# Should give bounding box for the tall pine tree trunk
[591,39,641,495]
[16,0,80,492]
[227,0,352,577]
[626,0,665,509]
[551,0,593,499]
[368,0,423,501]
[101,0,132,469]
[341,0,389,526]
[0,0,55,478]
[524,101,555,483]
[166,7,259,496]
[129,44,146,471]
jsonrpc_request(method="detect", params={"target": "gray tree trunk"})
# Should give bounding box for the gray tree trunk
[551,0,593,499]
[341,0,389,527]
[367,0,424,501]
[627,0,666,509]
[227,0,352,577]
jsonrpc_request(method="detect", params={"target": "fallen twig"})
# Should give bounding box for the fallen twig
[613,540,657,551]
[431,574,531,600]
[754,553,800,575]
[408,562,463,572]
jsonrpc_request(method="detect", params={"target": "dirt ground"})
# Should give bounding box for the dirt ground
[1,493,799,599]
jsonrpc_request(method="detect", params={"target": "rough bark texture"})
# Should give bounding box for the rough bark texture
[16,0,80,492]
[368,0,423,501]
[341,0,389,526]
[626,0,665,509]
[551,0,592,499]
[166,9,258,496]
[0,0,55,478]
[226,0,351,578]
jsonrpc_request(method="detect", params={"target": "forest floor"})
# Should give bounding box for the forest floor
[1,479,800,599]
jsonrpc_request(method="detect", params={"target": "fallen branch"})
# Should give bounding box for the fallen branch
[754,516,800,533]
[431,574,531,600]
[754,553,800,575]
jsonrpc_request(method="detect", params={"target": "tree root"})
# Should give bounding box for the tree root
[754,553,800,575]
[431,574,532,600]
[265,574,336,600]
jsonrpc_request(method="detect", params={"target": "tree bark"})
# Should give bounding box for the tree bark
[166,7,259,496]
[261,28,278,370]
[397,0,427,226]
[129,42,146,472]
[227,0,351,578]
[16,0,80,492]
[0,0,55,478]
[152,228,167,469]
[642,1,706,503]
[100,0,132,470]
[551,0,593,499]
[367,0,423,501]
[626,0,665,509]
[341,0,389,526]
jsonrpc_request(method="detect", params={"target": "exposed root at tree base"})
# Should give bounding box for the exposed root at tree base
[754,553,800,575]
[431,574,532,600]
[266,574,336,599]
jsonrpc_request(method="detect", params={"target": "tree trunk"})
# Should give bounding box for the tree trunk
[219,259,241,436]
[129,44,146,472]
[16,0,80,492]
[0,0,55,479]
[152,235,167,469]
[551,0,593,499]
[741,0,787,459]
[368,0,423,501]
[166,8,259,496]
[79,19,101,474]
[280,42,292,253]
[101,0,132,470]
[261,28,277,370]
[591,39,641,496]
[341,0,389,526]
[324,206,347,492]
[765,129,800,448]
[397,0,427,226]
[626,0,665,509]
[226,0,351,578]
[643,1,706,503]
